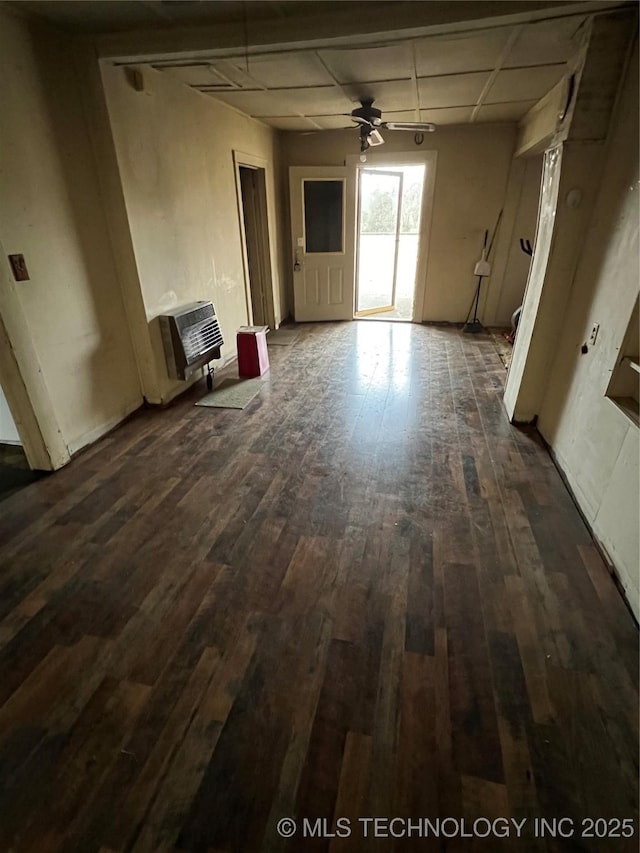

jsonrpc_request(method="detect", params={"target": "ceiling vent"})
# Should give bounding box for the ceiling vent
[153,63,239,90]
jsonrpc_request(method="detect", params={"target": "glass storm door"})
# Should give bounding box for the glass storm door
[355,169,403,316]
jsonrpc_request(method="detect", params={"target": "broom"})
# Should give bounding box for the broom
[463,209,502,334]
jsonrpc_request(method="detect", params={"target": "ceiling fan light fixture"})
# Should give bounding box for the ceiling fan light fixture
[350,100,436,156]
[359,125,370,153]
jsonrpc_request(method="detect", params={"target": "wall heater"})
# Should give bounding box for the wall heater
[159,301,224,387]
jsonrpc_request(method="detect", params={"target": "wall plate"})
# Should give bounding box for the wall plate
[8,254,29,282]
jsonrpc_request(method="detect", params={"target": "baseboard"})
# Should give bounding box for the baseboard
[512,414,538,427]
[65,396,144,461]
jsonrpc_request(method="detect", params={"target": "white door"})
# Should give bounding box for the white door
[289,166,356,322]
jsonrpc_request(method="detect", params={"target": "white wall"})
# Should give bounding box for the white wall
[101,64,285,402]
[0,9,142,463]
[537,44,639,618]
[281,124,518,323]
[0,386,20,445]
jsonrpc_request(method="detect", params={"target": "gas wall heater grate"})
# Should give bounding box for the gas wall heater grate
[159,301,224,387]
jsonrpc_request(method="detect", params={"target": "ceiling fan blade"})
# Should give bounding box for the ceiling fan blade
[368,128,385,146]
[383,122,436,132]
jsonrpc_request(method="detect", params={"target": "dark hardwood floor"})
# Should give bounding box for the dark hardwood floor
[0,444,43,504]
[0,321,637,852]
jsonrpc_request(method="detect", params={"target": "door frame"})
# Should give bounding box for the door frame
[346,150,437,323]
[233,150,278,329]
[0,250,69,470]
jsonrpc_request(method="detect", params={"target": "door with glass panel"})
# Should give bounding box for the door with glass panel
[355,169,403,316]
[289,167,356,322]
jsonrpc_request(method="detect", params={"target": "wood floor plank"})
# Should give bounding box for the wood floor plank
[329,732,372,853]
[395,651,437,832]
[444,562,505,785]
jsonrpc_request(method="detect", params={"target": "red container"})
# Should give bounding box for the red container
[237,326,270,378]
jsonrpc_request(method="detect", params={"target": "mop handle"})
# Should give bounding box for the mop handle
[487,209,503,259]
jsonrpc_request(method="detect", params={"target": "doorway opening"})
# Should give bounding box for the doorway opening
[0,383,40,502]
[355,164,425,321]
[238,164,274,328]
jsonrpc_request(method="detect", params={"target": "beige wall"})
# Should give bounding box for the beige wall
[537,44,639,618]
[101,64,285,402]
[281,124,520,323]
[0,9,142,464]
[484,155,542,326]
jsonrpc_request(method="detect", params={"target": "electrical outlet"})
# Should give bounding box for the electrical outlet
[589,323,599,345]
[8,254,29,281]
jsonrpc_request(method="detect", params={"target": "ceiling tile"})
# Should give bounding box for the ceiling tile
[474,100,537,122]
[420,106,473,125]
[414,29,513,76]
[267,86,353,116]
[505,17,586,67]
[208,90,297,117]
[157,64,236,88]
[261,116,321,131]
[307,115,354,129]
[227,52,334,88]
[210,59,270,89]
[341,79,416,113]
[418,72,489,108]
[485,65,565,104]
[319,43,414,84]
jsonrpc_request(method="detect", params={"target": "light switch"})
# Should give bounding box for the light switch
[297,237,304,248]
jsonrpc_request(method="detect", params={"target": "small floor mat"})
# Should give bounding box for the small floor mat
[267,328,300,346]
[196,377,264,409]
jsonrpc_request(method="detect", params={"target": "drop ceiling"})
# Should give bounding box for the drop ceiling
[149,15,586,129]
[12,1,596,129]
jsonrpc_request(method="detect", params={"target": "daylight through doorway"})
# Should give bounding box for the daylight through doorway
[355,164,425,321]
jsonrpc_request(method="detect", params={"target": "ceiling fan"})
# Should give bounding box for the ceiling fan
[349,99,436,152]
